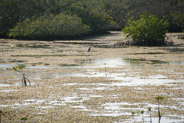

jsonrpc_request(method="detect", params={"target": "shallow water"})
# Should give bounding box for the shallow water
[1,32,184,122]
[1,57,184,85]
[0,89,18,92]
[134,116,184,123]
[0,83,11,87]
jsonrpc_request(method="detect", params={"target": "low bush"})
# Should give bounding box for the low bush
[9,13,90,40]
[123,13,170,46]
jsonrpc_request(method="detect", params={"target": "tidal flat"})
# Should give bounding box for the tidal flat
[0,32,184,122]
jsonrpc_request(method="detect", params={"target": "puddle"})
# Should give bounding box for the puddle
[62,83,78,86]
[10,99,48,108]
[1,57,184,86]
[0,64,15,68]
[70,105,93,112]
[60,70,183,86]
[102,102,141,111]
[58,57,130,69]
[78,88,91,91]
[1,57,183,71]
[91,112,131,117]
[0,89,18,92]
[61,96,89,103]
[0,105,9,107]
[110,77,183,86]
[27,66,51,69]
[169,61,184,65]
[134,116,184,123]
[89,95,103,98]
[91,101,184,122]
[93,58,130,67]
[0,83,11,87]
[39,105,54,109]
[48,100,66,106]
[9,96,91,111]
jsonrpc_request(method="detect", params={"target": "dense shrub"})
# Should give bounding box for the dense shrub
[1,0,183,39]
[9,13,90,39]
[171,11,184,32]
[66,0,114,33]
[123,13,170,46]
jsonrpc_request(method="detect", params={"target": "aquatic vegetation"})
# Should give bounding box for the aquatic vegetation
[20,117,28,123]
[140,110,144,123]
[131,111,135,122]
[12,64,31,86]
[156,96,164,123]
[147,107,152,123]
[0,32,183,122]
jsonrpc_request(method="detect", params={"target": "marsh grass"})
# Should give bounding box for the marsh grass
[0,32,184,122]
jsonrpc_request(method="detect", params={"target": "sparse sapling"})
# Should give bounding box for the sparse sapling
[148,107,152,123]
[140,110,144,123]
[12,64,31,86]
[131,111,135,122]
[156,96,164,123]
[0,110,3,123]
[104,63,107,78]
[20,117,28,123]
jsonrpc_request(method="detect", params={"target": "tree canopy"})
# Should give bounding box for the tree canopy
[123,13,170,46]
[0,0,183,39]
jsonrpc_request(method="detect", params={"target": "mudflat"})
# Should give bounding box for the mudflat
[0,32,184,122]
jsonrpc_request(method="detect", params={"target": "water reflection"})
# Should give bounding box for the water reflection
[94,57,130,67]
[0,57,184,83]
[124,58,167,65]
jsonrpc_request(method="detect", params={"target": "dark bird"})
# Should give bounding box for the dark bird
[87,46,91,52]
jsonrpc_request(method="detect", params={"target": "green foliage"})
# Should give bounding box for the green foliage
[123,13,169,46]
[20,117,28,120]
[140,110,144,114]
[171,11,184,30]
[0,0,18,37]
[0,0,183,39]
[80,0,114,33]
[148,107,151,112]
[131,111,135,115]
[9,13,90,39]
[156,96,164,101]
[0,0,44,37]
[12,64,25,71]
[170,1,184,32]
[156,95,164,123]
[1,0,113,39]
[148,107,152,123]
[12,64,31,86]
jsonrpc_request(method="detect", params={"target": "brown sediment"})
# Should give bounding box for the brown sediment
[0,31,184,122]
